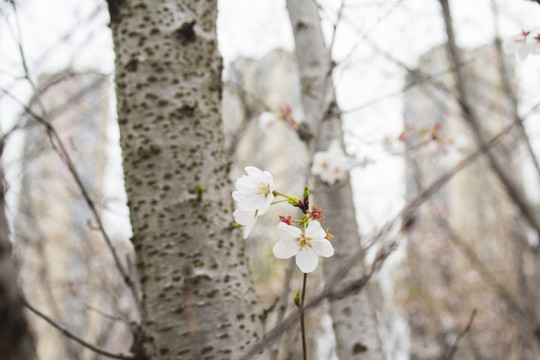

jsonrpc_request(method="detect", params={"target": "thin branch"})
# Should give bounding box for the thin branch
[444,309,477,360]
[240,103,536,359]
[4,3,141,309]
[271,257,296,357]
[439,0,540,236]
[24,300,134,360]
[435,213,528,323]
[328,0,346,62]
[300,273,308,360]
[1,87,141,311]
[490,0,540,180]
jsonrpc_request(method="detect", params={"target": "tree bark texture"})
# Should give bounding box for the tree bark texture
[108,1,267,358]
[0,142,35,360]
[286,1,384,359]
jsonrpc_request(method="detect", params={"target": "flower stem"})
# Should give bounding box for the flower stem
[300,272,307,360]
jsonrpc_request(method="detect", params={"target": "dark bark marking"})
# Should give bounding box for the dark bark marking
[352,342,368,354]
[175,20,197,43]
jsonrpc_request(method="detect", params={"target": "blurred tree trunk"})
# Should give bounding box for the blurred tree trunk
[286,1,384,358]
[0,141,35,360]
[107,1,268,358]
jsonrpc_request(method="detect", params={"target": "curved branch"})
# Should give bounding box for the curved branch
[1,88,141,311]
[24,300,134,360]
[439,0,540,236]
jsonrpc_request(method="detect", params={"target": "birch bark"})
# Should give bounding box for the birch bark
[107,1,268,358]
[286,1,384,358]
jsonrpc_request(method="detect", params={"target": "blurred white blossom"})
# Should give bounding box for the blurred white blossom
[312,140,351,185]
[258,111,278,130]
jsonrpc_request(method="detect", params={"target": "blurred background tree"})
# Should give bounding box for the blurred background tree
[0,0,539,359]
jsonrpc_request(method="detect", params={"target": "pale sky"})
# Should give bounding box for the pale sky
[1,0,539,237]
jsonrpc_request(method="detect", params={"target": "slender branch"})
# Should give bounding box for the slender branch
[438,217,527,322]
[4,1,141,312]
[444,309,477,360]
[439,0,540,236]
[271,257,296,357]
[1,87,141,311]
[300,273,308,360]
[239,104,538,359]
[24,300,134,360]
[490,0,540,181]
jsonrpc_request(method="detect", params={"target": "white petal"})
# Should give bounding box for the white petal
[296,248,319,273]
[529,42,540,55]
[258,112,277,129]
[245,166,264,177]
[258,193,274,215]
[233,192,266,211]
[265,171,274,189]
[305,220,326,239]
[311,239,334,257]
[273,239,298,259]
[233,208,255,226]
[243,217,257,238]
[233,208,258,239]
[235,175,259,194]
[277,222,302,240]
[518,44,529,60]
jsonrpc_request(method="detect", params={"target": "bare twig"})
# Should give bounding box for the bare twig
[439,0,540,236]
[300,273,308,360]
[444,309,477,360]
[4,1,141,311]
[438,217,527,322]
[239,105,537,359]
[24,300,134,360]
[271,257,296,357]
[1,88,141,311]
[490,0,540,181]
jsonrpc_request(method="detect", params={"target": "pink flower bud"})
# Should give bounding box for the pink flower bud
[283,104,292,116]
[279,215,294,226]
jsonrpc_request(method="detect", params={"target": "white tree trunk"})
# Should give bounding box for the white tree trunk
[108,1,268,358]
[286,1,384,358]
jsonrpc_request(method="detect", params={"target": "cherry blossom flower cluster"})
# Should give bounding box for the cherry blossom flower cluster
[398,122,471,165]
[503,30,540,60]
[257,104,298,130]
[232,167,334,273]
[311,140,352,185]
[398,122,457,154]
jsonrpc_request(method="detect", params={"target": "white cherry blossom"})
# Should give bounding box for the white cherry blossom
[233,208,258,239]
[258,111,278,130]
[503,31,530,60]
[273,220,334,273]
[232,167,275,237]
[529,34,540,55]
[311,140,351,185]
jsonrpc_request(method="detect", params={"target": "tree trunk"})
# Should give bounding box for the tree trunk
[286,1,384,358]
[0,141,35,360]
[107,1,268,358]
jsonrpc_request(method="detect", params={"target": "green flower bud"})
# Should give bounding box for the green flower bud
[294,290,301,307]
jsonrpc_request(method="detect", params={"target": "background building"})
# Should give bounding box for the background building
[403,44,535,359]
[14,71,134,359]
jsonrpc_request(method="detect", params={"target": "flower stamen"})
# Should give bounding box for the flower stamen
[257,183,271,195]
[297,234,312,250]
